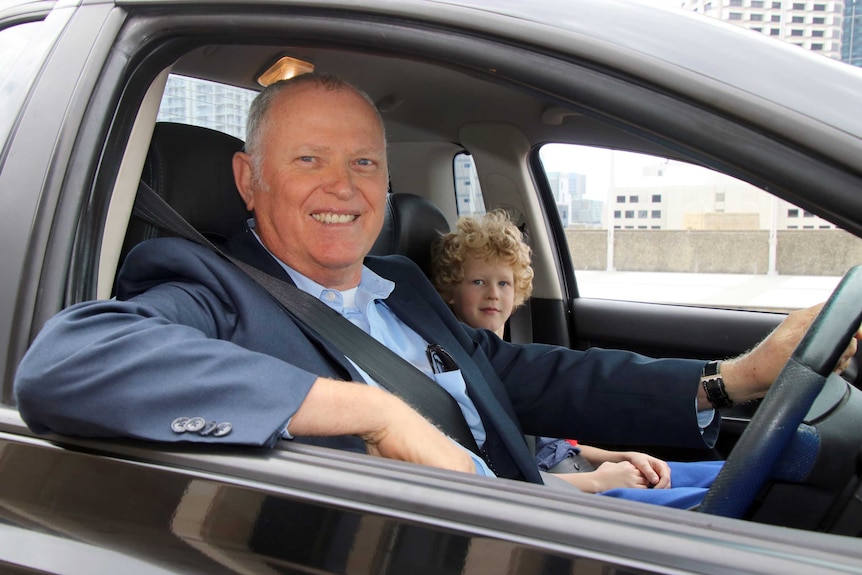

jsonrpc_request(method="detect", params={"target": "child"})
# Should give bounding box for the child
[431,210,722,508]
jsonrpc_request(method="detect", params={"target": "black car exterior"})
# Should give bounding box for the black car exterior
[2,0,862,573]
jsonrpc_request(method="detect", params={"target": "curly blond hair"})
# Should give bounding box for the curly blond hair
[432,210,533,307]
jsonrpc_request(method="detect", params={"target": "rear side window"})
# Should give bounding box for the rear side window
[453,152,485,216]
[157,74,257,139]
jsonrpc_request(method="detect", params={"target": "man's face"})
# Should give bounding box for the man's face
[235,84,388,289]
[449,255,516,338]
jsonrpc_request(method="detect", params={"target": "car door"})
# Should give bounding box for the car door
[3,1,862,573]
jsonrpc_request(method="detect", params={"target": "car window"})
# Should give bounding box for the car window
[538,143,862,312]
[454,152,486,216]
[157,74,257,139]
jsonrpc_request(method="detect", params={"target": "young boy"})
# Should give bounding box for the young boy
[432,210,722,508]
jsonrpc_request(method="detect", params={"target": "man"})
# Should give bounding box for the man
[14,74,859,483]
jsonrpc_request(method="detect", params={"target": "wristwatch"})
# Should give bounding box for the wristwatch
[701,360,734,409]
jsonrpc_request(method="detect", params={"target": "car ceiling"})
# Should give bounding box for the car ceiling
[169,43,667,156]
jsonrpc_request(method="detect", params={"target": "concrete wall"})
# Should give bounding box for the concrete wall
[564,229,862,276]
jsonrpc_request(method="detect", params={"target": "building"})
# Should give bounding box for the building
[682,0,845,61]
[454,153,485,216]
[546,171,603,227]
[843,0,862,65]
[608,159,835,230]
[157,75,258,140]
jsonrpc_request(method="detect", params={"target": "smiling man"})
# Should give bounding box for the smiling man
[14,74,859,486]
[234,78,390,290]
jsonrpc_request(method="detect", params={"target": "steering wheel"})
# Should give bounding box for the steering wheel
[698,265,862,518]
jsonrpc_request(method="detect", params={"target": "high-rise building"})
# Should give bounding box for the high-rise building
[157,75,258,140]
[682,0,845,62]
[843,0,862,65]
[546,171,603,228]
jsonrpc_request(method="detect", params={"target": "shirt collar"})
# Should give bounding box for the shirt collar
[247,218,394,312]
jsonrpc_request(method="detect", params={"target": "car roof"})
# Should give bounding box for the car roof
[105,0,862,174]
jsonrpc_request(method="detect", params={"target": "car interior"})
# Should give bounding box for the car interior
[48,12,862,538]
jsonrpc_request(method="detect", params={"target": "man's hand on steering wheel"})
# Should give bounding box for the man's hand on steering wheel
[703,303,861,410]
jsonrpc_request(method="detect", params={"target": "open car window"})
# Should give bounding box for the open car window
[537,144,862,312]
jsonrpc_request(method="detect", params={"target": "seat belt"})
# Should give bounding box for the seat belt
[132,181,480,454]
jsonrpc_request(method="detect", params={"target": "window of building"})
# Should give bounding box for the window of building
[792,15,804,23]
[751,14,764,21]
[772,1,782,7]
[730,0,743,6]
[812,43,824,50]
[617,195,626,203]
[812,30,824,37]
[792,2,805,9]
[752,26,763,32]
[752,0,764,7]
[629,195,639,203]
[813,3,826,10]
[803,210,814,217]
[813,16,825,23]
[772,14,781,21]
[652,194,662,202]
[638,210,648,218]
[651,210,662,218]
[771,27,781,35]
[791,29,804,36]
[788,209,799,217]
[614,210,621,218]
[729,12,743,19]
[625,210,635,219]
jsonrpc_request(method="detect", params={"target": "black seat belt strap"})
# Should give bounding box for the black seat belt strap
[133,181,480,454]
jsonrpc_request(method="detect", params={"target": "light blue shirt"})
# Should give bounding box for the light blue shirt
[249,225,494,476]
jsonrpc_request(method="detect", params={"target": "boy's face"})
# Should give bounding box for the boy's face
[449,255,516,338]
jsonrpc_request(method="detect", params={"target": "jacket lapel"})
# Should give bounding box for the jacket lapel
[225,229,365,382]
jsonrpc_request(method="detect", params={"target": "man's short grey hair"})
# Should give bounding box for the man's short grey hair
[244,73,386,184]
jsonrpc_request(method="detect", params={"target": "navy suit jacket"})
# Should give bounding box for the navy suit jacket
[15,229,714,483]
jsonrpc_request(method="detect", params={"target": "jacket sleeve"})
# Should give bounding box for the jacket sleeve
[14,240,321,446]
[470,328,716,450]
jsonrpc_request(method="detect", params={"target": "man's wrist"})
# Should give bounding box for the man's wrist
[717,355,770,405]
[701,360,734,409]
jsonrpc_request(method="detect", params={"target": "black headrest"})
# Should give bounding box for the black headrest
[132,122,250,245]
[370,193,450,278]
